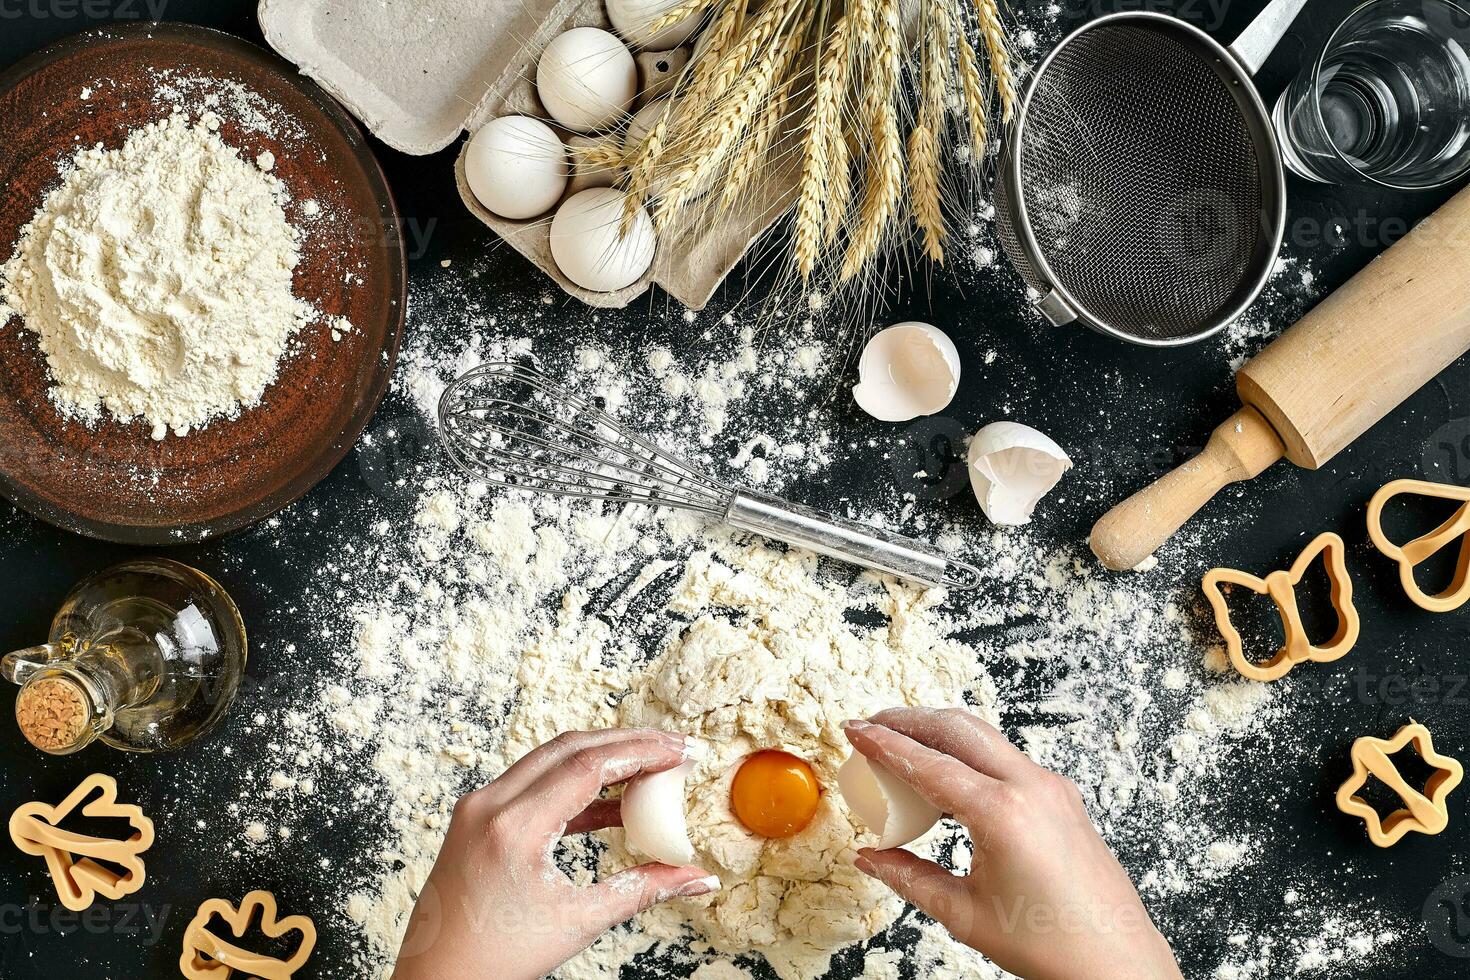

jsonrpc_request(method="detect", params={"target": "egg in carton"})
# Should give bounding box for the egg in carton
[259,0,798,310]
[454,3,798,309]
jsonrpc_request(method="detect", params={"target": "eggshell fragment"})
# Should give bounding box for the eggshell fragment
[464,116,568,220]
[837,752,942,849]
[549,188,656,292]
[608,0,704,49]
[537,28,638,132]
[621,759,697,866]
[852,322,961,422]
[967,421,1072,526]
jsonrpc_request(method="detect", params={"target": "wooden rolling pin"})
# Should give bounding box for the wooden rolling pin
[1090,184,1470,571]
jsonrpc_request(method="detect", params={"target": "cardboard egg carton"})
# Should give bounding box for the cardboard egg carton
[259,0,797,309]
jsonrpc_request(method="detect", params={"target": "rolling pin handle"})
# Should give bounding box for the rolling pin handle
[1089,407,1286,571]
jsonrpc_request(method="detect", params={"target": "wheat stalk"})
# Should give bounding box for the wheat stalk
[840,0,903,281]
[793,13,850,278]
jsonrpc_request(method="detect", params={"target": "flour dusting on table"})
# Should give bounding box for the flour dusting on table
[194,253,1411,979]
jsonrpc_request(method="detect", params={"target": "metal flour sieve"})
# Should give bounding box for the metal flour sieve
[994,0,1310,346]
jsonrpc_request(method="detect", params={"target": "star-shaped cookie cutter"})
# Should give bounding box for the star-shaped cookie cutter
[180,889,317,980]
[1366,478,1470,613]
[1336,721,1464,848]
[8,773,154,912]
[1201,531,1360,682]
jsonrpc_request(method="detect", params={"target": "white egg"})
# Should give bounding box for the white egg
[621,758,697,866]
[837,752,942,849]
[549,187,656,292]
[538,28,638,132]
[608,0,705,49]
[464,116,568,220]
[968,421,1073,526]
[851,322,961,422]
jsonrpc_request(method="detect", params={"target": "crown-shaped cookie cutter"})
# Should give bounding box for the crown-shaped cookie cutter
[1336,720,1464,847]
[8,773,154,912]
[180,890,317,980]
[1202,531,1360,682]
[1366,478,1470,613]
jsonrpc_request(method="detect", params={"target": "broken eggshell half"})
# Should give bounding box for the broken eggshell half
[852,322,960,422]
[837,752,942,849]
[621,758,698,867]
[968,421,1072,526]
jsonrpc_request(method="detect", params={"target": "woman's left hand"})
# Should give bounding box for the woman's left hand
[391,728,719,980]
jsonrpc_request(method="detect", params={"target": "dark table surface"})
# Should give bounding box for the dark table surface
[1,1,1469,978]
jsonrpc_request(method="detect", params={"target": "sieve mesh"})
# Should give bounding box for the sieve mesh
[1007,22,1271,343]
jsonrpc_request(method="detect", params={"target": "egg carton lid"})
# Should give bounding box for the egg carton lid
[257,0,567,154]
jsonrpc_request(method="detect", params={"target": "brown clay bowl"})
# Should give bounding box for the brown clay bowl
[0,23,406,544]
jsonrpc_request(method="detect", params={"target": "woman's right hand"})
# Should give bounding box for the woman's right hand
[844,708,1183,980]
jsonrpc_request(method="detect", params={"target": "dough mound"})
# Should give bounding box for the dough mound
[611,546,989,978]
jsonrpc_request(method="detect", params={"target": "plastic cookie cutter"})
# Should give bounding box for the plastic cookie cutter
[1201,531,1360,682]
[1336,720,1464,848]
[1366,478,1470,613]
[180,890,317,980]
[8,773,154,912]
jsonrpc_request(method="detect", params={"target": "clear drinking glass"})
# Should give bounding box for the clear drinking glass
[1273,0,1470,189]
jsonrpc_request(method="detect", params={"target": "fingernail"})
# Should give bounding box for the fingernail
[675,874,722,897]
[682,736,709,761]
[843,719,873,733]
[852,851,875,875]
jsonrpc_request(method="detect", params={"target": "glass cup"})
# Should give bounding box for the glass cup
[1273,0,1470,189]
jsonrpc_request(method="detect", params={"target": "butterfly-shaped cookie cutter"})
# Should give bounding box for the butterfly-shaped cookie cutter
[1337,721,1464,847]
[1366,478,1470,613]
[8,773,154,912]
[180,889,317,980]
[1201,531,1360,682]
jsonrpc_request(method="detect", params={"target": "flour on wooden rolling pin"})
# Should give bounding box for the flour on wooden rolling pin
[0,111,349,440]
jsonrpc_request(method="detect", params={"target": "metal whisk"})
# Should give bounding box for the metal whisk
[437,362,980,590]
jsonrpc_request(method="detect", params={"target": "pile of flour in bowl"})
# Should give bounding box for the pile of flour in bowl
[0,111,314,439]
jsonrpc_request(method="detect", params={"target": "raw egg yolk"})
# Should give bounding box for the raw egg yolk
[731,750,821,838]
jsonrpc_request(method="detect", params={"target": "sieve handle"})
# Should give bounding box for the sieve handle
[1089,408,1285,571]
[1229,0,1310,75]
[725,492,981,589]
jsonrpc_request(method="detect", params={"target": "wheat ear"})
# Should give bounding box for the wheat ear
[722,68,798,210]
[793,14,851,277]
[955,32,989,154]
[647,0,706,35]
[686,0,794,114]
[655,10,801,230]
[840,0,903,282]
[973,0,1018,122]
[573,142,625,172]
[909,0,950,263]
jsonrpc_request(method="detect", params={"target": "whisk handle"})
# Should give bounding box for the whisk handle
[725,493,980,590]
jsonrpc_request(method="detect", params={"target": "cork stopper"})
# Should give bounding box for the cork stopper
[15,676,91,754]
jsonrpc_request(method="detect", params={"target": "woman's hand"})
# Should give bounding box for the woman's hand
[844,708,1183,980]
[391,729,719,980]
